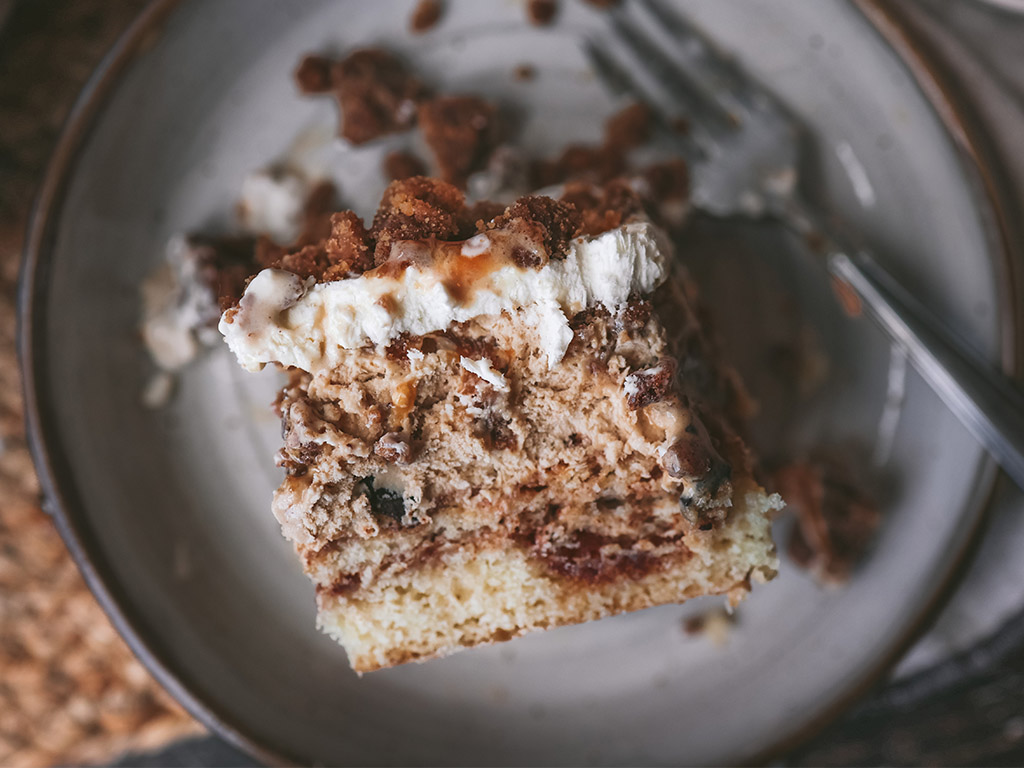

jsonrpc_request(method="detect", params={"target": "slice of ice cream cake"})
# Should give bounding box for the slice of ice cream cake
[220,177,779,672]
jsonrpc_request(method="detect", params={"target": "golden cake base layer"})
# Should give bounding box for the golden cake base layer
[319,482,779,673]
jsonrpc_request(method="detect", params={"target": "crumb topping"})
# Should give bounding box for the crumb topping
[267,211,374,282]
[211,170,672,316]
[371,176,467,263]
[643,158,690,202]
[529,102,691,231]
[409,0,443,33]
[186,234,263,309]
[295,48,427,145]
[292,44,687,218]
[513,64,536,82]
[296,180,342,246]
[774,456,880,584]
[383,150,427,181]
[526,0,558,26]
[242,177,594,287]
[487,195,582,262]
[532,144,627,189]
[531,102,654,188]
[604,102,654,150]
[463,199,507,231]
[562,179,646,237]
[417,95,501,187]
[294,54,334,94]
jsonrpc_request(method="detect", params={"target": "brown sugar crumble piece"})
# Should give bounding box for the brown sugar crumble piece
[269,210,374,282]
[527,0,559,25]
[294,54,334,94]
[513,64,536,82]
[641,158,691,230]
[562,178,649,237]
[643,158,690,203]
[181,234,261,310]
[682,606,736,646]
[252,176,522,288]
[531,99,690,233]
[384,150,428,181]
[530,102,655,189]
[488,195,582,261]
[225,179,358,286]
[773,455,881,585]
[294,179,341,247]
[604,102,654,150]
[418,95,501,187]
[371,176,467,263]
[410,0,444,33]
[294,48,427,145]
[530,102,690,214]
[531,144,626,188]
[464,199,508,231]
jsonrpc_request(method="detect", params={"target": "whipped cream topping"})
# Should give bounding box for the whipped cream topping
[220,221,671,373]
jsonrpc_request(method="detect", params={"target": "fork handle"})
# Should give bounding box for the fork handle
[830,250,1024,488]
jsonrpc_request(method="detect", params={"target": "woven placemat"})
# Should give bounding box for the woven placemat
[0,2,203,765]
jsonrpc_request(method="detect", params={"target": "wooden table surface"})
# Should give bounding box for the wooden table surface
[2,0,1023,765]
[0,2,202,766]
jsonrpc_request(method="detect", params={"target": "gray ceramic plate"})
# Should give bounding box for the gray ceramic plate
[975,0,1024,13]
[20,1,1020,765]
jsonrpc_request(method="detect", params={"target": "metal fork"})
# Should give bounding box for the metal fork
[586,0,1024,489]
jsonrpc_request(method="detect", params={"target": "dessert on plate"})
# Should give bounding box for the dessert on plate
[219,175,780,672]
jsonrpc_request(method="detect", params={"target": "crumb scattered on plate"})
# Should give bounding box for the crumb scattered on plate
[410,0,443,34]
[526,0,558,26]
[773,453,881,585]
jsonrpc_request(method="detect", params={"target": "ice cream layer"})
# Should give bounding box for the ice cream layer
[219,221,671,373]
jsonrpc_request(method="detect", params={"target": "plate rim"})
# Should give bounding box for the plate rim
[16,0,1022,764]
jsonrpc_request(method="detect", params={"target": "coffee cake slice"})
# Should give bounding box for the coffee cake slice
[220,177,779,672]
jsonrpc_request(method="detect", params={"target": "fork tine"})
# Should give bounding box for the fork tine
[638,0,787,117]
[640,1,744,76]
[582,38,638,99]
[606,5,740,134]
[585,7,731,157]
[582,38,710,159]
